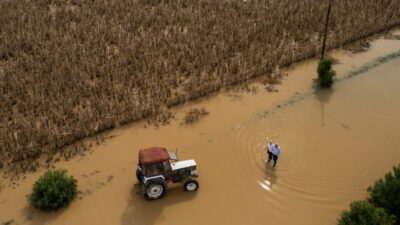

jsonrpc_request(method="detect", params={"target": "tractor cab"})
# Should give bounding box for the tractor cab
[138,147,174,179]
[136,147,199,200]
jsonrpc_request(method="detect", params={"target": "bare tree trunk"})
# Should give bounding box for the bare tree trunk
[321,0,333,60]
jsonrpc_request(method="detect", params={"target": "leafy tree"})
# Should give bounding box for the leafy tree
[338,201,396,225]
[368,165,400,220]
[29,170,77,211]
[317,58,336,88]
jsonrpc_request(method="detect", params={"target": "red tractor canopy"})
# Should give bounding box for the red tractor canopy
[139,147,170,165]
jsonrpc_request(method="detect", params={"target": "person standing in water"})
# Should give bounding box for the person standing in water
[273,144,281,167]
[267,141,275,163]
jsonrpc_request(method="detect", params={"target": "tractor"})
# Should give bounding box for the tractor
[136,147,199,200]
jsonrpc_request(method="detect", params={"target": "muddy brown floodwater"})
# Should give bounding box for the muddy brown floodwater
[1,30,400,225]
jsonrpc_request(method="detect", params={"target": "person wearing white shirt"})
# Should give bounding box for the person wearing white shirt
[273,144,281,167]
[267,141,275,163]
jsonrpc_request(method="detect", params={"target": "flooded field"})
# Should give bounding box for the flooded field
[1,31,400,225]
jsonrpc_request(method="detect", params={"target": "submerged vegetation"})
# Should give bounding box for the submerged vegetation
[1,220,14,225]
[29,170,77,212]
[342,50,400,80]
[1,0,400,173]
[338,165,400,225]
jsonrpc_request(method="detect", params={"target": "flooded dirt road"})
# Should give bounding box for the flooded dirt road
[1,31,400,225]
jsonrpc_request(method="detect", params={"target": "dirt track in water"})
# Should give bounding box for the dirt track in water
[1,30,400,225]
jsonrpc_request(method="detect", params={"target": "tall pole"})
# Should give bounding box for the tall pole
[321,0,332,60]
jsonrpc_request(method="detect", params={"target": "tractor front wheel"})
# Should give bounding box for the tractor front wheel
[184,179,199,192]
[143,179,167,200]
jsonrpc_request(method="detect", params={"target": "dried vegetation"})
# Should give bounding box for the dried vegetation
[181,108,209,125]
[385,34,400,40]
[1,0,400,174]
[343,40,371,53]
[146,109,175,127]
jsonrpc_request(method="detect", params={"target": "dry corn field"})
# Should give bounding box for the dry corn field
[1,0,400,174]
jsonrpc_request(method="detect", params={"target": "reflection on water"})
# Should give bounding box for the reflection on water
[261,166,278,192]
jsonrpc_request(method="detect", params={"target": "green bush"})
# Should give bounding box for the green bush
[338,201,396,225]
[29,170,77,211]
[317,58,336,88]
[368,165,400,220]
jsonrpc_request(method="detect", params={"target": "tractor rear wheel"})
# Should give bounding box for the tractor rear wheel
[184,179,199,191]
[143,179,167,200]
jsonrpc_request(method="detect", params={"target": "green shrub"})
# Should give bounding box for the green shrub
[317,58,336,88]
[29,170,77,211]
[368,165,400,220]
[338,201,396,225]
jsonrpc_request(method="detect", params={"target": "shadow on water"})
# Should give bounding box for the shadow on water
[315,88,350,130]
[315,88,334,127]
[20,204,66,225]
[120,183,197,225]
